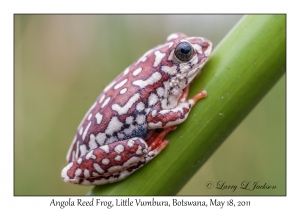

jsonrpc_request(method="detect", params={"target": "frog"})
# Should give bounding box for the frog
[61,32,213,185]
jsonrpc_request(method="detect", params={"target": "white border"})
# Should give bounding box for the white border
[2,0,297,209]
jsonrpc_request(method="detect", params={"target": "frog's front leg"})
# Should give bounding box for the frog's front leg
[61,128,174,185]
[147,86,207,129]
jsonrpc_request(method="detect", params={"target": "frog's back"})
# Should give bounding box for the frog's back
[65,46,168,163]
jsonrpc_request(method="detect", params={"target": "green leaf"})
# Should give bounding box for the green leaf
[89,15,286,195]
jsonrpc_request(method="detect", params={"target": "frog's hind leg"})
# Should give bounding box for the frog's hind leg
[147,126,176,152]
[139,126,176,170]
[61,127,176,185]
[61,138,149,185]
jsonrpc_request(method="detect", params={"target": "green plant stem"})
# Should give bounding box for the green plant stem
[89,15,286,195]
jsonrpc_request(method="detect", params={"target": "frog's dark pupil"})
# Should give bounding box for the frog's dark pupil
[180,44,191,54]
[174,41,194,62]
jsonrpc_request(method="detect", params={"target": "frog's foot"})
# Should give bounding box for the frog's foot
[179,84,207,106]
[191,90,207,106]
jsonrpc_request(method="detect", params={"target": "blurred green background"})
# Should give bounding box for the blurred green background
[15,15,285,195]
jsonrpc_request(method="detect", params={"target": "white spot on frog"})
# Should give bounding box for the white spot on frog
[99,94,105,104]
[133,67,142,76]
[82,121,92,141]
[133,72,162,88]
[79,144,87,156]
[156,87,165,97]
[101,145,110,153]
[136,102,145,112]
[168,49,175,61]
[115,155,121,161]
[148,93,158,106]
[107,165,123,173]
[105,116,123,135]
[161,65,177,75]
[107,136,118,144]
[84,169,90,178]
[95,112,103,124]
[75,168,82,177]
[114,78,128,90]
[166,33,179,41]
[127,139,135,147]
[79,126,83,135]
[86,150,96,160]
[119,88,127,94]
[151,110,157,117]
[123,67,130,75]
[89,134,97,150]
[118,133,124,139]
[114,144,124,154]
[112,93,140,115]
[153,51,166,67]
[101,97,111,108]
[124,124,135,136]
[136,145,144,155]
[126,116,134,124]
[102,158,110,165]
[93,163,104,173]
[77,157,82,164]
[96,132,106,146]
[192,43,203,54]
[136,115,146,124]
[148,121,163,129]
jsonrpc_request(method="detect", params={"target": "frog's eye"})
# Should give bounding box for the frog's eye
[174,41,195,62]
